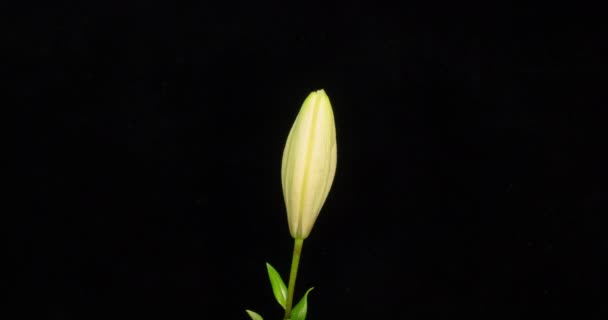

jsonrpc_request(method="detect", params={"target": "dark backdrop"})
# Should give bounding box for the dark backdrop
[8,1,606,319]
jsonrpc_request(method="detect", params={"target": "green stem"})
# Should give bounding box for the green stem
[283,238,304,320]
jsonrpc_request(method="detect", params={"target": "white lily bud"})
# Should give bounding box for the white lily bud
[281,89,337,239]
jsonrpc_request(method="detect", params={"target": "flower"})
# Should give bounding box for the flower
[281,89,337,239]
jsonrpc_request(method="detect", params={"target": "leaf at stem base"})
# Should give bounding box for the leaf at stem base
[245,309,264,320]
[290,287,314,320]
[266,262,287,309]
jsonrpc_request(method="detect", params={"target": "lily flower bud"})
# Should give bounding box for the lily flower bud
[281,89,337,239]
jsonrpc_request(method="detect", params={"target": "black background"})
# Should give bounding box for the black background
[8,1,607,319]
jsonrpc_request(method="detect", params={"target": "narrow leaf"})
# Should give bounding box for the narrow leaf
[290,287,314,320]
[245,310,264,320]
[266,262,287,309]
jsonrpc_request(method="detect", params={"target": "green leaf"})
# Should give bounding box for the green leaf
[245,309,263,320]
[290,287,314,320]
[266,262,287,309]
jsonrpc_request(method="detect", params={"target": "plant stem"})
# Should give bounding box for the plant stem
[283,238,304,320]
